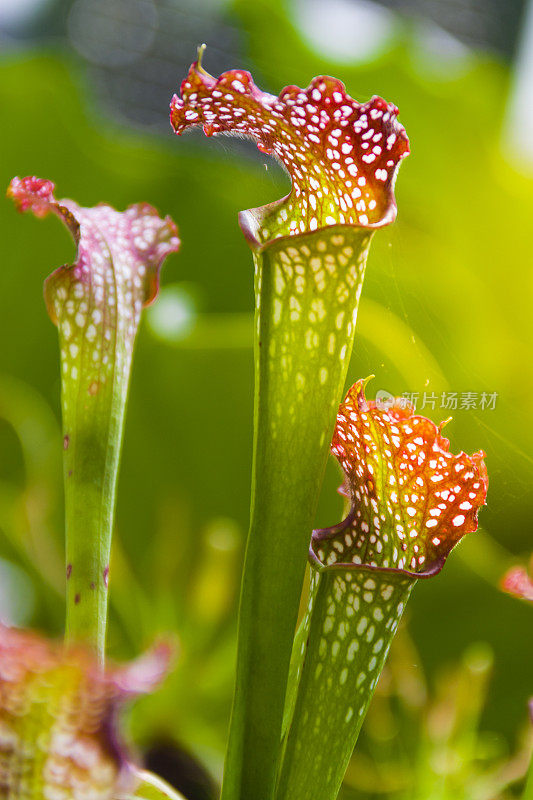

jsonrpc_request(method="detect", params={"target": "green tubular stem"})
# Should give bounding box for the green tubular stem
[221,225,373,800]
[276,567,412,800]
[8,179,179,662]
[46,240,143,660]
[46,228,174,661]
[60,327,132,661]
[272,374,488,800]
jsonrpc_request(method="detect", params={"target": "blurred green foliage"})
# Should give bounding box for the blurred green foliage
[0,0,532,795]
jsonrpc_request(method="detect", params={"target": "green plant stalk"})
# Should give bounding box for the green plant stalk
[47,255,160,661]
[8,176,179,661]
[277,566,412,800]
[170,59,410,799]
[221,226,372,800]
[55,303,134,658]
[275,379,488,800]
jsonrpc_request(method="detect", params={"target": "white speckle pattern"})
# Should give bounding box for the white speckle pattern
[279,381,488,800]
[170,61,409,244]
[9,178,179,419]
[326,379,488,572]
[256,231,370,442]
[8,177,180,608]
[46,199,179,416]
[280,567,411,800]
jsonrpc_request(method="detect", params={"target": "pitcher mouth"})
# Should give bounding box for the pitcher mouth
[170,52,409,249]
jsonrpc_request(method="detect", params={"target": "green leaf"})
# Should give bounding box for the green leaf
[277,379,488,800]
[171,53,409,800]
[7,177,179,659]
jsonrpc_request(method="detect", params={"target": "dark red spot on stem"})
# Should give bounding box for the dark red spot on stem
[66,564,72,579]
[63,435,70,450]
[103,566,109,588]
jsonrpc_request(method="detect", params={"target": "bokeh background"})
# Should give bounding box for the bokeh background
[1,0,532,797]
